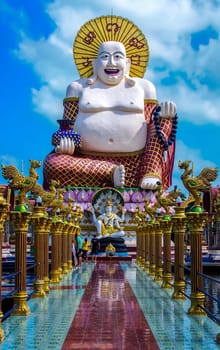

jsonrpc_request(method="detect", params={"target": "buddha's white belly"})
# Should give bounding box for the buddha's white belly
[74,111,147,152]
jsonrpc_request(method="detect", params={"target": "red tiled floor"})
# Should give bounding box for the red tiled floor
[62,262,159,350]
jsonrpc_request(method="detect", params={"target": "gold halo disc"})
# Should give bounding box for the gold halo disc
[73,15,149,78]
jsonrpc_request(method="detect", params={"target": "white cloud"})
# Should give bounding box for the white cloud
[0,155,19,167]
[190,38,220,87]
[156,80,220,125]
[46,2,96,41]
[16,33,73,86]
[32,86,63,122]
[15,31,77,119]
[173,139,219,181]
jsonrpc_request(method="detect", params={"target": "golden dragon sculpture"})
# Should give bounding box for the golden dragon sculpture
[154,184,185,215]
[178,160,218,207]
[31,179,60,207]
[49,187,66,217]
[1,160,41,208]
[143,198,157,221]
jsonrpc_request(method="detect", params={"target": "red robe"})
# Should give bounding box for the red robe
[43,98,175,189]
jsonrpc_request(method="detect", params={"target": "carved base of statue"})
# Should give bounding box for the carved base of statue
[98,237,128,253]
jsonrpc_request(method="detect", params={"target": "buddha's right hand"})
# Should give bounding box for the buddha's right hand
[55,137,75,155]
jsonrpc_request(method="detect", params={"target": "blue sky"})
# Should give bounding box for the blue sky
[1,0,220,193]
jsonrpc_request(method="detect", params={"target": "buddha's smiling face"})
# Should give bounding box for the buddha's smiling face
[94,41,130,85]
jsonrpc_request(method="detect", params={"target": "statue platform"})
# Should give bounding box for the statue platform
[99,236,128,253]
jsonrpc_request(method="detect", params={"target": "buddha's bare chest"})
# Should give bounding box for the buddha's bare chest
[79,85,144,112]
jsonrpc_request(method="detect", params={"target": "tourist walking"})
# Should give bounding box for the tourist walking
[91,234,100,262]
[82,238,90,262]
[75,233,83,266]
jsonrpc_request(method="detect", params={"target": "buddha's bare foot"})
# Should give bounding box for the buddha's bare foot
[140,176,161,189]
[113,165,125,187]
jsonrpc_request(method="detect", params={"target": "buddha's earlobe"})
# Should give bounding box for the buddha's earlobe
[126,58,131,74]
[124,74,136,86]
[87,59,97,85]
[124,58,135,86]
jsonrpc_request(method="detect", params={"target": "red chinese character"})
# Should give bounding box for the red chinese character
[129,38,145,49]
[83,32,96,44]
[106,23,121,34]
[130,54,141,66]
[82,58,92,68]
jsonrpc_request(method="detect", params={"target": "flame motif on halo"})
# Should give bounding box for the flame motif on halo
[73,15,149,78]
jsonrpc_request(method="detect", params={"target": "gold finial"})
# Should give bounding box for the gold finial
[1,160,41,211]
[105,243,116,252]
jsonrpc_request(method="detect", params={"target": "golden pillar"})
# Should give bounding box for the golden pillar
[50,220,63,283]
[138,224,144,266]
[31,206,51,297]
[144,223,150,271]
[43,217,52,293]
[149,222,156,276]
[161,218,173,289]
[139,225,144,266]
[57,221,64,279]
[67,223,74,270]
[135,218,142,265]
[0,187,9,341]
[154,219,163,282]
[187,211,207,315]
[133,208,145,266]
[135,225,140,265]
[62,222,69,274]
[10,211,31,316]
[140,224,145,267]
[172,207,187,299]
